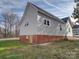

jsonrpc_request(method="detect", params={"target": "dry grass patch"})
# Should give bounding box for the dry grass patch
[0,40,79,59]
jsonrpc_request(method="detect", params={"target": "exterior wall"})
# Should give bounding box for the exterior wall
[20,35,65,44]
[65,20,73,39]
[36,12,66,36]
[20,3,38,35]
[20,3,74,44]
[20,3,66,36]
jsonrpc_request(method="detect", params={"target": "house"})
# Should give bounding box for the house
[72,25,79,36]
[61,17,74,39]
[19,2,77,44]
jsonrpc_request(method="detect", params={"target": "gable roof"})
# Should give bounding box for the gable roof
[30,2,65,24]
[61,17,70,22]
[62,17,74,27]
[19,2,66,26]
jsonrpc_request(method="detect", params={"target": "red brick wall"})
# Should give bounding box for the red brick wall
[32,35,65,44]
[20,35,29,43]
[20,35,65,44]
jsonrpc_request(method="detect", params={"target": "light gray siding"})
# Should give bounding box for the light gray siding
[20,3,38,35]
[65,20,73,37]
[20,2,73,37]
[36,12,66,36]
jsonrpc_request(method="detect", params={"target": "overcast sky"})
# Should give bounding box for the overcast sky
[0,0,75,21]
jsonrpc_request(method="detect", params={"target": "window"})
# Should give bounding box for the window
[69,28,70,32]
[75,31,78,35]
[75,33,78,35]
[44,20,46,25]
[47,21,49,26]
[59,25,62,31]
[60,26,62,31]
[27,23,29,26]
[24,22,29,27]
[77,3,79,6]
[44,19,50,26]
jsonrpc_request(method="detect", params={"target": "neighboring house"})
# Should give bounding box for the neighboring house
[72,25,79,36]
[19,2,78,44]
[61,17,74,39]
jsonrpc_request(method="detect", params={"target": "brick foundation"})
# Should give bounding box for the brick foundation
[20,35,29,43]
[20,35,65,44]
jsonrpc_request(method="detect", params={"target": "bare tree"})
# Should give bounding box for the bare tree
[15,17,20,37]
[2,12,9,37]
[2,11,19,37]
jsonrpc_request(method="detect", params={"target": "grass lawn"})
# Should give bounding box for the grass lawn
[0,40,79,59]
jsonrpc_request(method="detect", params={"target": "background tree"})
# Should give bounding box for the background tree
[73,0,79,22]
[2,11,19,37]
